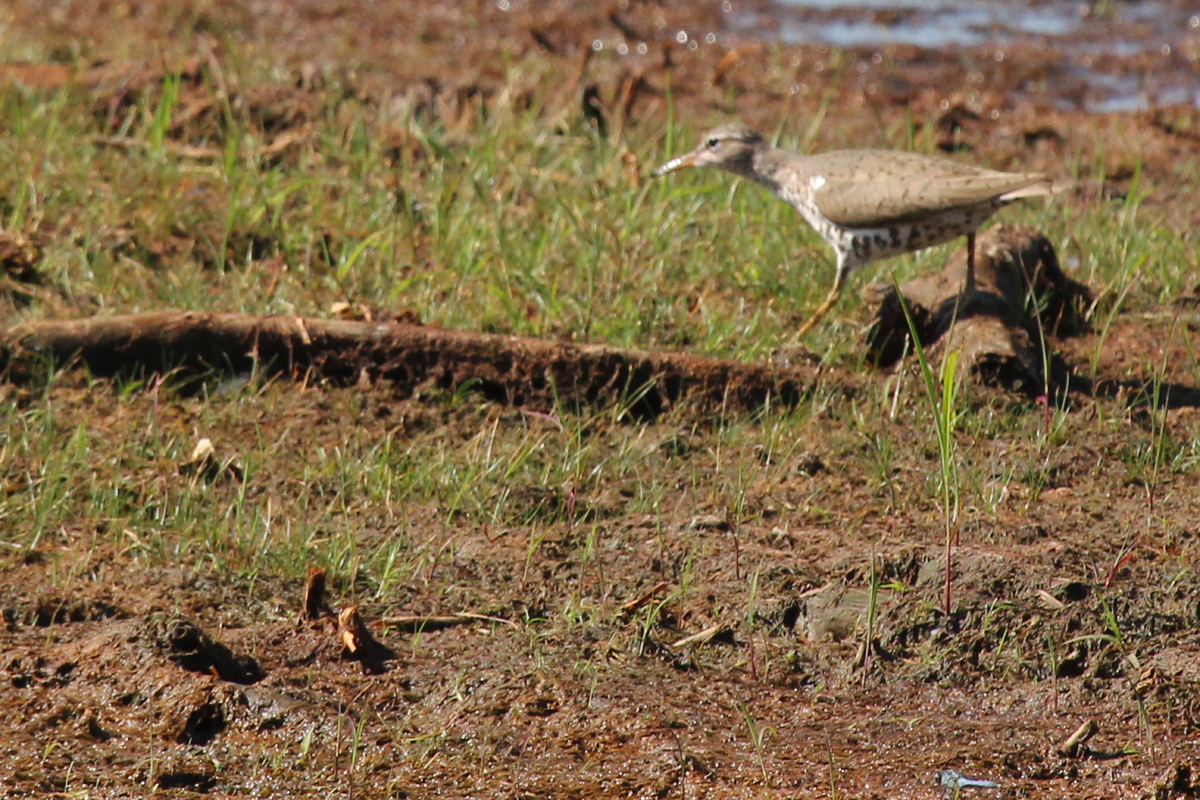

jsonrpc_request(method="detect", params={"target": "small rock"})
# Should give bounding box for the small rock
[688,514,729,532]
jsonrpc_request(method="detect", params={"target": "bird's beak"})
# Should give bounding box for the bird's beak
[652,151,697,177]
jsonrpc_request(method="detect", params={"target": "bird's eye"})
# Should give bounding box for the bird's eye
[706,137,720,148]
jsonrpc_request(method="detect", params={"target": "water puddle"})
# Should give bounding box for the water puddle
[733,0,1200,110]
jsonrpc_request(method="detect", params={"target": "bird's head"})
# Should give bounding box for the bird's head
[653,123,765,178]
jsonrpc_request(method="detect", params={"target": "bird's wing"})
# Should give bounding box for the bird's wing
[802,151,1054,228]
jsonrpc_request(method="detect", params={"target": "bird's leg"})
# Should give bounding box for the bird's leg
[951,231,977,321]
[796,260,847,338]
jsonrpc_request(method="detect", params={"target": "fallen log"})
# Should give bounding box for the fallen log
[2,310,840,417]
[7,227,1193,410]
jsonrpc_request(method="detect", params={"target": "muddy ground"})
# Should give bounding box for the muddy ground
[3,1,1200,798]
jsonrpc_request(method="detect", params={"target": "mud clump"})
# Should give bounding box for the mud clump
[146,613,265,685]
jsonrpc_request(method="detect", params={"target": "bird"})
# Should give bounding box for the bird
[653,122,1063,338]
[937,768,999,797]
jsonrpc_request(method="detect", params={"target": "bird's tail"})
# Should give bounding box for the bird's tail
[1000,176,1073,201]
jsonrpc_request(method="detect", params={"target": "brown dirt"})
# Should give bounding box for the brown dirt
[5,366,1200,799]
[3,2,1200,799]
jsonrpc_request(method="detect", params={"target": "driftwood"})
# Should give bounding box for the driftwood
[379,612,518,633]
[1057,718,1099,758]
[672,623,728,650]
[2,310,839,417]
[864,224,1091,397]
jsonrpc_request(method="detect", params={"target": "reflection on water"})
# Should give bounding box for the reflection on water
[778,1,1081,47]
[771,0,1192,49]
[738,0,1200,110]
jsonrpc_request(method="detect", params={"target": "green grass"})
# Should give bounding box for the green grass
[5,20,1200,795]
[11,66,1181,362]
[1,52,1199,689]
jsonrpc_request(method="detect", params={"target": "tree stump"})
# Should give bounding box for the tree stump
[863,224,1091,396]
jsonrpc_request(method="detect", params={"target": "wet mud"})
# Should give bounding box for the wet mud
[2,2,1200,799]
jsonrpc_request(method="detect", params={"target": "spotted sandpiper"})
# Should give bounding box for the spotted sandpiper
[654,123,1063,337]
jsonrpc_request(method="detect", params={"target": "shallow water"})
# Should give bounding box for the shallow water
[771,0,1195,50]
[738,0,1200,109]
